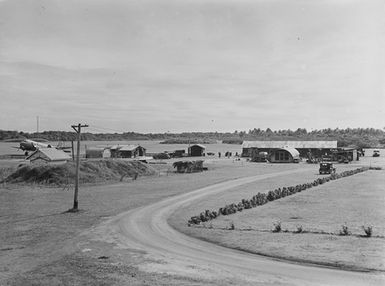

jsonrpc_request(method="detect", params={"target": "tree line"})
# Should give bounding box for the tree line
[0,128,384,148]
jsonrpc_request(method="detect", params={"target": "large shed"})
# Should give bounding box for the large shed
[242,141,337,159]
[188,144,206,157]
[27,148,71,164]
[269,147,300,163]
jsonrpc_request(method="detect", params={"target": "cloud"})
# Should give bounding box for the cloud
[0,0,384,132]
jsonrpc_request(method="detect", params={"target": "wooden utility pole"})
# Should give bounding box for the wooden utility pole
[69,123,88,212]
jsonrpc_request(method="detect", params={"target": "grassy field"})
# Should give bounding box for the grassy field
[170,162,385,271]
[1,155,384,285]
[0,159,310,286]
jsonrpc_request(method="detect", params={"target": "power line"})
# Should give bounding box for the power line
[86,124,130,134]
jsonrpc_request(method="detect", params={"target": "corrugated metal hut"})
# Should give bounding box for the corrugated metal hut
[269,147,300,163]
[188,144,206,157]
[27,148,71,164]
[85,147,111,159]
[242,141,337,158]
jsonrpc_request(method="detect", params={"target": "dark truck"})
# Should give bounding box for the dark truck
[319,162,336,175]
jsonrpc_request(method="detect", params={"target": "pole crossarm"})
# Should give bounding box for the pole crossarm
[71,124,89,133]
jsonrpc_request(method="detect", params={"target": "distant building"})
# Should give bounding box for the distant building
[242,141,337,159]
[188,144,206,157]
[268,147,300,163]
[331,147,359,162]
[27,148,71,164]
[110,145,146,158]
[172,150,186,158]
[109,145,121,158]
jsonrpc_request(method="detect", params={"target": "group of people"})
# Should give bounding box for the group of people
[218,151,239,158]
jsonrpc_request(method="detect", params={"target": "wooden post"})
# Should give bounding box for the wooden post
[69,123,88,212]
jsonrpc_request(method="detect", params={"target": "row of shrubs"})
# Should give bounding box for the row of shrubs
[225,221,374,237]
[188,167,369,225]
[272,222,374,237]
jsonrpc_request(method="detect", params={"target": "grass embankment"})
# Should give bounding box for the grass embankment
[170,166,385,272]
[0,166,16,183]
[2,160,156,185]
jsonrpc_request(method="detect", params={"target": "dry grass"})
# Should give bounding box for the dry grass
[0,166,16,182]
[0,159,308,285]
[1,155,384,285]
[3,159,157,185]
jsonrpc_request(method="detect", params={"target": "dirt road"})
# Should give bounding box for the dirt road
[94,169,385,286]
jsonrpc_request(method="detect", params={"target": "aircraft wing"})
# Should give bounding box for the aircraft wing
[30,138,49,143]
[57,146,72,150]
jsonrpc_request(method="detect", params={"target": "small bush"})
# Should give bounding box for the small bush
[369,166,382,170]
[294,225,303,233]
[339,223,350,236]
[173,160,204,173]
[267,191,275,201]
[152,153,171,159]
[272,221,282,233]
[362,225,373,237]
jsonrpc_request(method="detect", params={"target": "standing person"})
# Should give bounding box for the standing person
[218,151,221,158]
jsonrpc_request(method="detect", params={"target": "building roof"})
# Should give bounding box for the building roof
[339,147,357,151]
[108,145,145,151]
[242,141,337,149]
[27,148,71,161]
[86,147,106,151]
[119,145,142,151]
[278,147,300,159]
[110,145,121,150]
[188,144,206,149]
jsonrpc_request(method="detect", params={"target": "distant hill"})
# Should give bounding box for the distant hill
[160,138,216,144]
[1,128,384,148]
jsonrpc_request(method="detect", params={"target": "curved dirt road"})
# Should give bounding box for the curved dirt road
[98,170,385,285]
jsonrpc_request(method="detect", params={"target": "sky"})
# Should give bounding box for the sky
[0,0,384,133]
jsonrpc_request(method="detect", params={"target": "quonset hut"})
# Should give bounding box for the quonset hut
[268,147,300,163]
[85,147,111,159]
